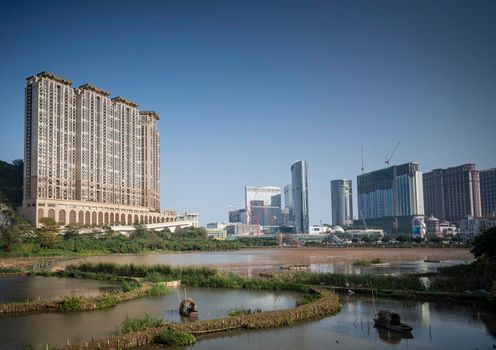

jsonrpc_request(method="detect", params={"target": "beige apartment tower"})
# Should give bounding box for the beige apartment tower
[21,72,166,226]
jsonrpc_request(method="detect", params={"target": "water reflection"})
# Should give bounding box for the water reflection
[0,287,299,349]
[376,326,413,344]
[138,295,496,350]
[58,248,472,276]
[0,276,119,302]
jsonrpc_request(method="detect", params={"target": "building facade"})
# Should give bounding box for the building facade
[20,72,163,226]
[357,162,424,233]
[244,186,281,226]
[228,208,247,223]
[459,216,496,240]
[423,164,481,224]
[480,168,496,217]
[283,184,294,227]
[291,160,309,233]
[330,179,353,227]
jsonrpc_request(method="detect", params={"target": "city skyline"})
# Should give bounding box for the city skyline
[1,0,495,225]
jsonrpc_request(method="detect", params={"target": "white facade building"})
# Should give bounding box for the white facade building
[21,72,163,226]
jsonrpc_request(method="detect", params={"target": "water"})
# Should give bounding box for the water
[141,295,496,350]
[59,248,472,276]
[0,275,119,303]
[0,285,300,349]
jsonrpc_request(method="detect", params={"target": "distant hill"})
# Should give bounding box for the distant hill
[0,160,23,208]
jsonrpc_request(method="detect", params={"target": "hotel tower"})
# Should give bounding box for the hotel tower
[20,72,169,226]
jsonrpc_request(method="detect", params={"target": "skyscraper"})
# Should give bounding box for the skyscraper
[291,160,309,233]
[244,186,281,226]
[20,72,162,226]
[423,164,481,224]
[480,168,496,217]
[357,162,424,233]
[283,184,294,226]
[331,179,353,227]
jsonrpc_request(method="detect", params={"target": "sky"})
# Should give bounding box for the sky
[0,0,495,225]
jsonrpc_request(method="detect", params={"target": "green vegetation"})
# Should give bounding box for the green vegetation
[95,294,118,308]
[0,159,23,208]
[296,293,320,306]
[120,313,164,334]
[156,330,196,346]
[66,262,313,293]
[272,270,425,291]
[60,296,84,311]
[1,225,277,257]
[228,306,262,316]
[146,284,170,296]
[471,226,496,261]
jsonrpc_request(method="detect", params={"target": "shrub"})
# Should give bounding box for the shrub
[145,271,164,282]
[156,330,196,346]
[120,313,163,334]
[296,293,320,306]
[60,296,84,311]
[228,306,262,316]
[147,284,170,296]
[95,294,118,308]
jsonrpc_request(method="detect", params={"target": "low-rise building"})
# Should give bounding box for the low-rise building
[459,216,496,240]
[176,212,199,227]
[309,225,331,235]
[206,229,227,240]
[425,215,440,238]
[225,223,262,237]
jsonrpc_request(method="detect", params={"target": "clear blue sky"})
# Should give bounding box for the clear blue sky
[0,0,495,225]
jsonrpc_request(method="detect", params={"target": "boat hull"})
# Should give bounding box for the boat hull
[374,319,413,334]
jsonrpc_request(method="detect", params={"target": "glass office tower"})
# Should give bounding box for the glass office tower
[291,160,309,233]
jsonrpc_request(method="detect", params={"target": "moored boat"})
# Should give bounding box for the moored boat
[373,310,413,334]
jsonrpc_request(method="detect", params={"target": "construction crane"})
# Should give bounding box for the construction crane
[384,142,400,166]
[361,146,365,174]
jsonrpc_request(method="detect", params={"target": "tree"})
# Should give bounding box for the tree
[0,225,22,252]
[63,225,79,240]
[471,227,496,261]
[36,217,60,248]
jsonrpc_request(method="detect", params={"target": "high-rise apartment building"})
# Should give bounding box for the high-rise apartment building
[20,72,164,226]
[330,179,353,227]
[291,160,309,233]
[357,162,424,233]
[480,168,496,217]
[244,186,281,226]
[423,164,481,224]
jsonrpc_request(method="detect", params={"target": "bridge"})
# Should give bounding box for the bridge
[111,220,196,235]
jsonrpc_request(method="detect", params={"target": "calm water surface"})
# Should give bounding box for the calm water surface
[0,275,119,302]
[0,284,300,349]
[141,295,496,350]
[61,248,472,276]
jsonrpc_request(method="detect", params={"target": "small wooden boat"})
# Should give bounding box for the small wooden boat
[373,310,413,334]
[424,259,441,263]
[179,298,198,317]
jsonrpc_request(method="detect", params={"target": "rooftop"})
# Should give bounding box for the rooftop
[78,84,111,97]
[26,71,72,85]
[140,111,160,120]
[111,96,138,108]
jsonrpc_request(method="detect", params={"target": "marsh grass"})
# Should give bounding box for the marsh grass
[120,313,164,334]
[155,329,196,346]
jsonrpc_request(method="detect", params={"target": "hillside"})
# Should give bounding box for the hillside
[0,159,23,208]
